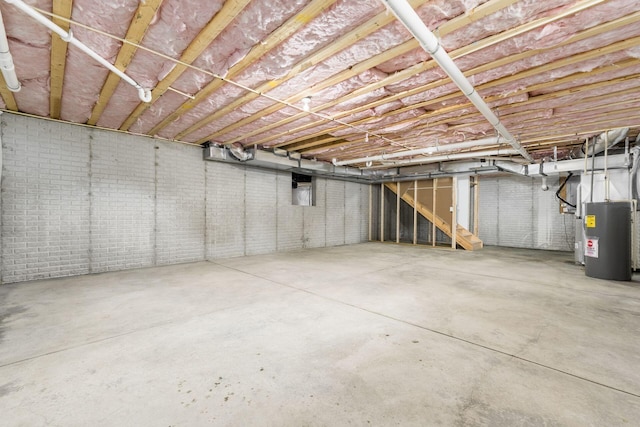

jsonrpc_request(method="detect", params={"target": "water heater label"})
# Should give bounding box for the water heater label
[586,215,596,228]
[585,238,599,258]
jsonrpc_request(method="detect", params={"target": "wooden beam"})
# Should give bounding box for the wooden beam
[119,0,252,130]
[87,0,162,126]
[199,0,607,145]
[50,0,73,119]
[147,0,339,136]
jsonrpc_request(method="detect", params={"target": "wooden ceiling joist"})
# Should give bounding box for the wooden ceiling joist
[119,0,253,131]
[146,0,340,136]
[49,0,73,119]
[86,0,162,126]
[196,0,608,145]
[173,0,434,141]
[271,31,640,154]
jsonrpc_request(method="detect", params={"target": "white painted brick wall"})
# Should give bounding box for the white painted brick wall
[361,185,370,241]
[206,162,246,259]
[245,168,277,256]
[479,174,575,251]
[498,176,535,248]
[345,181,362,244]
[303,178,327,248]
[1,116,90,283]
[155,141,206,265]
[325,179,345,246]
[90,130,155,272]
[0,114,370,283]
[276,171,303,252]
[478,177,498,246]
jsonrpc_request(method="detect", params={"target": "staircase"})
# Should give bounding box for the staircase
[385,183,483,251]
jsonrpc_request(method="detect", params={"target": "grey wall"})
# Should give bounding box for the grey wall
[0,114,369,284]
[478,174,575,251]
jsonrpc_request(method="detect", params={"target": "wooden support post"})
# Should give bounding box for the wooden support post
[452,176,457,250]
[473,176,479,236]
[396,182,400,244]
[368,185,372,241]
[432,178,437,247]
[380,183,385,242]
[413,180,418,245]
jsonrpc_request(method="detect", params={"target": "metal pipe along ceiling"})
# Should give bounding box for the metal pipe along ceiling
[364,148,520,170]
[381,0,533,163]
[0,8,20,92]
[333,136,502,166]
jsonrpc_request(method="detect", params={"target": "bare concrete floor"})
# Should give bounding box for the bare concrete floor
[1,243,639,426]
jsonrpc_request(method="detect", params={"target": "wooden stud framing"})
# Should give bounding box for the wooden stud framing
[368,184,372,241]
[413,180,418,245]
[473,176,479,236]
[396,182,400,244]
[451,176,457,250]
[380,183,385,242]
[432,179,437,247]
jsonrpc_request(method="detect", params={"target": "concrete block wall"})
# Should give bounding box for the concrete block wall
[1,120,90,283]
[155,142,206,265]
[479,174,575,251]
[0,114,370,284]
[90,130,155,273]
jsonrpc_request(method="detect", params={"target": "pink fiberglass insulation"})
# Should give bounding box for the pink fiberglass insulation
[328,109,426,138]
[502,77,640,118]
[234,0,383,87]
[184,66,390,143]
[442,0,575,50]
[386,0,636,106]
[143,0,309,137]
[260,109,376,148]
[530,59,640,96]
[97,0,225,129]
[554,90,640,115]
[1,0,50,116]
[60,0,140,123]
[168,0,386,141]
[376,0,483,74]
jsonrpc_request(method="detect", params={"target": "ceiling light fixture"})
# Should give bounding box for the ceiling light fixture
[365,132,369,143]
[301,96,312,112]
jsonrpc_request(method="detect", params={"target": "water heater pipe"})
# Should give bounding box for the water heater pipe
[4,0,151,102]
[0,8,20,92]
[380,0,532,162]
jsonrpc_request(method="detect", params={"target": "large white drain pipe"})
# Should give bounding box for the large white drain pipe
[380,0,532,162]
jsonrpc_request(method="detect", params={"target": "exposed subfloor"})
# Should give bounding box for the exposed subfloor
[1,243,639,426]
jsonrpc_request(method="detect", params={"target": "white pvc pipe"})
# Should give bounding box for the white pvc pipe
[5,0,151,102]
[333,136,500,166]
[0,8,20,92]
[364,148,519,169]
[381,0,532,162]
